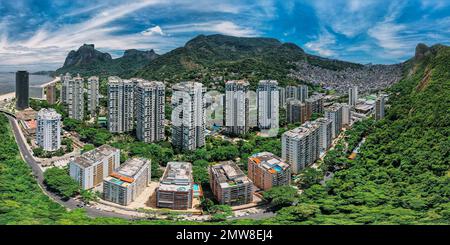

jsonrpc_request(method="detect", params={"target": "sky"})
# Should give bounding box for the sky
[0,0,449,72]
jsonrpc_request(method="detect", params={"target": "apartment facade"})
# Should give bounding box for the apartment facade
[107,76,135,133]
[103,157,151,206]
[61,74,84,120]
[342,104,351,127]
[282,122,320,174]
[87,76,99,116]
[156,162,193,210]
[305,94,324,119]
[248,152,291,191]
[69,145,120,190]
[286,98,307,124]
[325,104,343,139]
[135,80,165,143]
[285,85,308,102]
[257,80,279,130]
[316,117,333,153]
[209,161,253,205]
[36,108,61,152]
[348,86,358,107]
[224,80,250,135]
[375,95,386,120]
[171,82,206,151]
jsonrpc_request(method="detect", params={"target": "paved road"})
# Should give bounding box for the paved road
[6,115,135,220]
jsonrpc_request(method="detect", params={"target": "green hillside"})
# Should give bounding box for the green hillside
[135,34,363,86]
[268,44,450,224]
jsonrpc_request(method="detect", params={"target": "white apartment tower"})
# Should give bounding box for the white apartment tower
[36,108,61,152]
[257,80,279,130]
[282,122,320,174]
[316,117,333,153]
[375,95,386,120]
[349,86,358,107]
[224,80,249,135]
[171,82,206,151]
[325,104,343,139]
[61,74,84,120]
[87,76,99,116]
[342,104,351,127]
[107,76,135,133]
[135,80,165,143]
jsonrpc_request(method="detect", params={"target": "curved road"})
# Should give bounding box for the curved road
[6,114,135,220]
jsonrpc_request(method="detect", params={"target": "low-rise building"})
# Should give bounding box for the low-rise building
[156,162,193,210]
[69,145,120,190]
[103,158,151,206]
[209,161,253,205]
[248,152,291,191]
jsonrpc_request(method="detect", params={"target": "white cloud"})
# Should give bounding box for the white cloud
[304,30,337,57]
[164,21,258,37]
[141,25,165,36]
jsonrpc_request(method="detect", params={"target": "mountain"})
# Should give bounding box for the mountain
[135,34,365,87]
[281,43,450,224]
[55,44,159,76]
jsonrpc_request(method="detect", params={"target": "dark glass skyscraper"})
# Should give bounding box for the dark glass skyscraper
[15,71,29,110]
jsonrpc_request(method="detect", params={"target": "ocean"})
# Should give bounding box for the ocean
[0,72,53,96]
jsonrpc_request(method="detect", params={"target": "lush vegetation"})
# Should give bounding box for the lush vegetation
[264,45,450,224]
[43,167,80,199]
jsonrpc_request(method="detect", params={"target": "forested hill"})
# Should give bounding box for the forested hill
[270,43,450,224]
[56,34,404,89]
[54,44,159,77]
[134,34,364,86]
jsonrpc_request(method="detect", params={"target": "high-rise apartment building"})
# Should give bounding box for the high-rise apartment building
[87,76,99,116]
[349,86,358,107]
[15,71,29,110]
[286,85,308,102]
[257,80,279,130]
[224,80,249,135]
[209,161,253,205]
[305,94,324,119]
[107,76,135,133]
[69,145,120,190]
[45,84,56,105]
[286,98,307,124]
[342,104,351,127]
[316,117,333,153]
[61,74,84,120]
[278,86,286,108]
[103,157,151,206]
[156,162,193,210]
[171,82,206,151]
[325,104,343,139]
[36,108,61,152]
[282,122,320,174]
[248,152,291,191]
[135,80,165,143]
[375,95,386,120]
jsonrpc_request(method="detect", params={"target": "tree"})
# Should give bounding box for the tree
[276,204,321,222]
[263,186,299,210]
[43,167,80,199]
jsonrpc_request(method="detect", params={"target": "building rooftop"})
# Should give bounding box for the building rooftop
[306,93,324,102]
[105,158,149,187]
[37,108,61,120]
[286,98,304,106]
[137,80,165,89]
[325,103,344,112]
[283,122,320,139]
[88,76,99,81]
[258,80,278,85]
[72,145,119,168]
[172,81,204,92]
[249,152,290,173]
[226,80,249,86]
[158,162,193,192]
[211,161,252,188]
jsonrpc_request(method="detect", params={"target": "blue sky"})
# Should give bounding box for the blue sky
[0,0,449,71]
